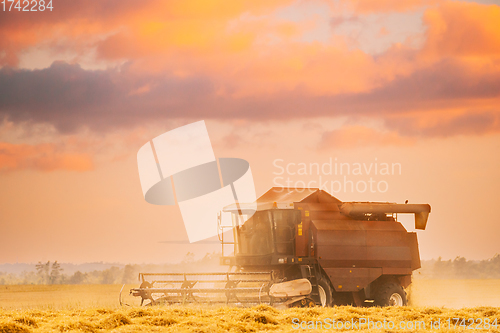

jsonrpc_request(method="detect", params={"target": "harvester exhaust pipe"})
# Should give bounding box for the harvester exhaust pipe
[339,202,431,230]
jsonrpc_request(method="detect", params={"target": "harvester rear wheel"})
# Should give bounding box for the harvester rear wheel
[317,278,333,307]
[373,282,407,307]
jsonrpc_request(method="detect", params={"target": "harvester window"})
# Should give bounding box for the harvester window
[236,211,273,256]
[272,210,299,255]
[235,210,300,256]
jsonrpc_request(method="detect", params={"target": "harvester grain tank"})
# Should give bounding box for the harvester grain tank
[130,187,430,307]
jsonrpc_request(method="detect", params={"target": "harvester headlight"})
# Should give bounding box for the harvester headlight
[278,258,287,264]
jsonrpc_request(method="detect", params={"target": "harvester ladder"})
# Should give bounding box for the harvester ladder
[300,265,320,304]
[218,211,237,257]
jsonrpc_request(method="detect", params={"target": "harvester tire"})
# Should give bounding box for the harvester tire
[373,282,407,307]
[317,278,333,307]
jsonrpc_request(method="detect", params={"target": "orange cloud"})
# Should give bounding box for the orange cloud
[385,110,500,137]
[159,0,293,19]
[422,1,500,59]
[0,0,295,66]
[341,0,442,13]
[0,142,94,172]
[1,0,500,140]
[319,126,416,149]
[94,1,500,97]
[222,42,378,96]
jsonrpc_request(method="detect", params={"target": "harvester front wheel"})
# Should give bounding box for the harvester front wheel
[374,282,407,307]
[317,279,333,307]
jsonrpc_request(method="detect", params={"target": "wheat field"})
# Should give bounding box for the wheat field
[1,280,500,332]
[1,304,500,332]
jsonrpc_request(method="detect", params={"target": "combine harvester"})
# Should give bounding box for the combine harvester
[128,187,430,307]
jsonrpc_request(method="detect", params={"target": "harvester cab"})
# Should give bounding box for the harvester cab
[129,187,430,308]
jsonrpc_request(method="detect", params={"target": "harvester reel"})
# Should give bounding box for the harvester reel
[224,280,242,304]
[180,280,198,304]
[138,281,154,306]
[130,272,277,306]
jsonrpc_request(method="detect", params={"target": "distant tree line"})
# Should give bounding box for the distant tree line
[417,254,500,279]
[0,252,220,285]
[2,253,500,285]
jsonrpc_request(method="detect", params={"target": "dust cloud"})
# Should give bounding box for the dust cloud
[409,279,500,308]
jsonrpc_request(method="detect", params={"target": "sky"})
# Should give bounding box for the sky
[0,0,499,264]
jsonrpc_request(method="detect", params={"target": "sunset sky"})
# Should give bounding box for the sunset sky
[0,0,499,264]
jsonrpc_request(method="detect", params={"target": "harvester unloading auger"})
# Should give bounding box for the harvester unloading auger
[127,187,430,307]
